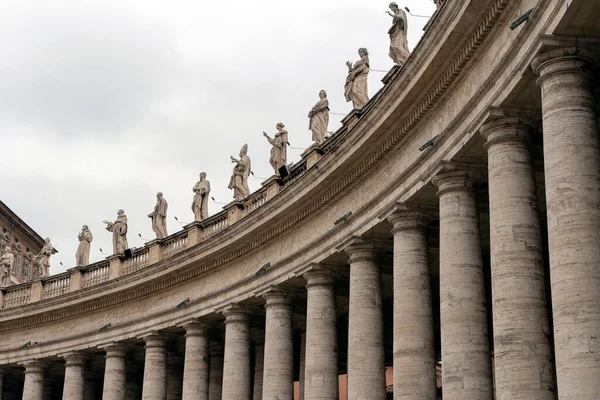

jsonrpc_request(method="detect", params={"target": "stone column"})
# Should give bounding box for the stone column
[303,269,338,400]
[253,338,264,400]
[388,209,437,399]
[299,329,306,400]
[181,322,210,400]
[262,290,294,400]
[344,242,386,400]
[63,352,86,400]
[84,373,97,400]
[167,358,183,400]
[208,342,224,400]
[532,47,600,399]
[141,333,167,400]
[222,305,251,400]
[43,378,53,400]
[102,345,128,400]
[23,360,45,400]
[432,167,492,400]
[480,117,556,399]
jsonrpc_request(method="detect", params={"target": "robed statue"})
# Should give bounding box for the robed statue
[149,192,168,239]
[0,248,18,287]
[192,172,211,221]
[387,2,411,66]
[263,123,288,176]
[228,144,251,201]
[104,209,129,255]
[75,225,93,266]
[344,48,370,109]
[308,90,330,145]
[34,237,54,278]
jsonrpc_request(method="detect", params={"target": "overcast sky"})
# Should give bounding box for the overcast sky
[0,0,436,274]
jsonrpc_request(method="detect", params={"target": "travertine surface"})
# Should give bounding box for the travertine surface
[222,305,251,400]
[63,353,86,400]
[345,242,386,400]
[262,290,294,400]
[208,343,224,400]
[532,48,600,400]
[433,168,492,400]
[388,210,437,400]
[303,269,338,400]
[481,117,555,400]
[102,345,127,400]
[141,334,167,400]
[253,341,264,400]
[23,360,45,400]
[182,322,210,400]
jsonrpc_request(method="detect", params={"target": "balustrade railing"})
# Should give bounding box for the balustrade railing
[245,189,268,213]
[162,232,189,259]
[2,284,31,308]
[279,161,307,192]
[201,212,229,239]
[122,248,150,275]
[43,273,70,299]
[82,261,110,288]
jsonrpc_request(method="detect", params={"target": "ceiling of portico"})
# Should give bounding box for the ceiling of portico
[554,0,600,36]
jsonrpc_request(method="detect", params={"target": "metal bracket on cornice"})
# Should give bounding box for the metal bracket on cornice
[510,8,534,30]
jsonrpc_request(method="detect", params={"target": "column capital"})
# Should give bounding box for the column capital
[183,319,210,337]
[61,351,87,366]
[531,46,597,83]
[142,332,166,349]
[263,288,291,310]
[480,117,535,149]
[303,267,336,289]
[344,239,376,263]
[22,359,46,373]
[431,162,485,197]
[209,341,224,356]
[388,204,433,234]
[102,343,128,358]
[222,303,248,323]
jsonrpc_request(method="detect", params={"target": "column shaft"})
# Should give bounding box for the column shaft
[262,291,294,400]
[533,48,600,399]
[388,211,437,399]
[299,329,306,400]
[102,345,127,400]
[141,334,167,400]
[208,343,224,400]
[222,305,251,400]
[345,243,386,400]
[23,361,45,400]
[433,169,492,400]
[253,343,264,400]
[303,269,338,400]
[481,118,556,399]
[63,353,86,400]
[182,323,210,400]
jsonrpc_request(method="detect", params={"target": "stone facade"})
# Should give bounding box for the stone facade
[0,1,599,399]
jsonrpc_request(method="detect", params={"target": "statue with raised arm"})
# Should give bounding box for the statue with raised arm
[34,238,53,278]
[263,123,288,175]
[75,225,93,266]
[344,48,370,109]
[149,192,168,239]
[104,209,129,255]
[308,90,330,145]
[228,144,251,200]
[192,172,211,221]
[387,3,411,66]
[0,247,17,287]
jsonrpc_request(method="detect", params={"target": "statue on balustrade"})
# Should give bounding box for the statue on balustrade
[263,123,288,176]
[75,225,93,266]
[387,3,411,66]
[149,192,168,239]
[344,48,370,109]
[104,209,129,255]
[229,144,251,201]
[33,237,54,278]
[0,247,18,287]
[192,172,211,221]
[308,90,330,145]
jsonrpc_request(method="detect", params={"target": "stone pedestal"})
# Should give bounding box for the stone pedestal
[182,322,210,400]
[303,269,338,400]
[102,345,127,400]
[141,333,167,400]
[433,168,492,400]
[23,360,45,400]
[63,352,86,400]
[388,210,437,399]
[345,242,386,400]
[481,117,555,400]
[532,47,600,400]
[262,290,294,400]
[208,343,224,400]
[253,341,264,400]
[222,305,251,400]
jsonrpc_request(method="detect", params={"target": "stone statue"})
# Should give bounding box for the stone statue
[0,247,17,287]
[263,123,288,175]
[33,237,53,278]
[104,210,129,255]
[308,90,330,145]
[344,48,370,109]
[75,225,93,266]
[228,144,252,200]
[149,192,168,239]
[192,172,211,221]
[387,3,411,66]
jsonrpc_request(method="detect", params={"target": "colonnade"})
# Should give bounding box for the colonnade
[2,48,599,400]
